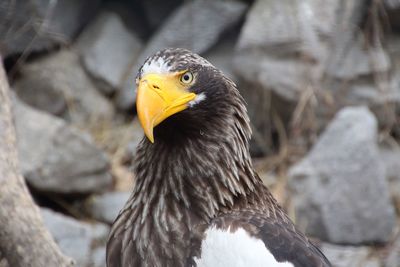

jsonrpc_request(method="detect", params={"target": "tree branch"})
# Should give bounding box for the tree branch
[0,55,74,267]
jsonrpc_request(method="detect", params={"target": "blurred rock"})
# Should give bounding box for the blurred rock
[14,49,114,125]
[322,1,399,131]
[321,243,380,267]
[41,208,109,267]
[91,246,106,267]
[235,53,321,102]
[14,96,112,194]
[122,118,145,164]
[237,0,339,56]
[142,0,182,30]
[326,35,390,80]
[203,33,237,82]
[76,11,143,95]
[116,0,248,110]
[235,0,336,102]
[385,233,400,267]
[288,106,396,244]
[0,253,8,267]
[380,145,400,211]
[385,0,400,31]
[86,192,130,224]
[0,0,100,56]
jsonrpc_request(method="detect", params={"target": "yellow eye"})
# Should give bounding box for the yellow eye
[180,71,194,84]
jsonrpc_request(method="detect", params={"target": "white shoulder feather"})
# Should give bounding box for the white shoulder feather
[194,226,294,267]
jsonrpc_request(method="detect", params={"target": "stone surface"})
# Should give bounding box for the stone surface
[385,0,400,31]
[115,0,247,110]
[121,118,145,164]
[203,33,238,82]
[13,49,114,125]
[326,35,391,80]
[234,0,336,101]
[0,0,100,56]
[385,233,400,267]
[321,243,381,267]
[322,1,398,125]
[233,0,377,148]
[234,53,321,101]
[91,246,106,267]
[41,208,109,267]
[76,11,143,95]
[142,0,182,30]
[288,106,396,244]
[13,96,112,194]
[86,191,130,224]
[237,0,339,55]
[380,145,400,211]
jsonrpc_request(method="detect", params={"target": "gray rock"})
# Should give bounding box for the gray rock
[233,0,335,149]
[13,49,114,126]
[237,0,339,56]
[142,0,182,30]
[86,192,130,224]
[91,246,106,267]
[203,33,238,82]
[385,233,400,267]
[13,97,112,194]
[385,0,400,30]
[385,0,400,8]
[380,145,400,210]
[41,208,109,267]
[321,243,381,267]
[76,11,143,95]
[380,146,400,184]
[122,118,145,164]
[115,0,247,110]
[0,252,8,267]
[288,106,396,244]
[0,0,100,56]
[326,34,391,80]
[236,0,369,101]
[234,53,321,101]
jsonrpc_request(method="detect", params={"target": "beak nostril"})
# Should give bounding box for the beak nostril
[152,84,160,90]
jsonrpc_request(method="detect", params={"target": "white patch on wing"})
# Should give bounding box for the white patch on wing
[194,226,294,267]
[189,92,206,107]
[141,57,171,76]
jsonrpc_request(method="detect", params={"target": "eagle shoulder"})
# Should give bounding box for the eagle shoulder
[191,212,331,267]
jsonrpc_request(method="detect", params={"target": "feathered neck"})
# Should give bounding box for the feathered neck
[133,86,258,219]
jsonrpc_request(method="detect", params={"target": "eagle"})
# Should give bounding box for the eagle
[106,48,331,267]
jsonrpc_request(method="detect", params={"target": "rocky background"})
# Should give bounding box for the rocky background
[0,0,400,266]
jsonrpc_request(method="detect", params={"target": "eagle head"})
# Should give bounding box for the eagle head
[136,48,241,144]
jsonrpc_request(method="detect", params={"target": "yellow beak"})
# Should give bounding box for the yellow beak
[136,73,196,143]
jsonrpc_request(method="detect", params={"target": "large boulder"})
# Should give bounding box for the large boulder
[76,11,143,95]
[41,208,109,267]
[0,0,100,56]
[13,50,114,126]
[235,0,341,102]
[115,0,248,110]
[13,96,112,194]
[288,106,396,244]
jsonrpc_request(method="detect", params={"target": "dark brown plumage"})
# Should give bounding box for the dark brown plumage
[106,48,331,267]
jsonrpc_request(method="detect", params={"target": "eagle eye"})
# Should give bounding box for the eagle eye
[180,71,194,84]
